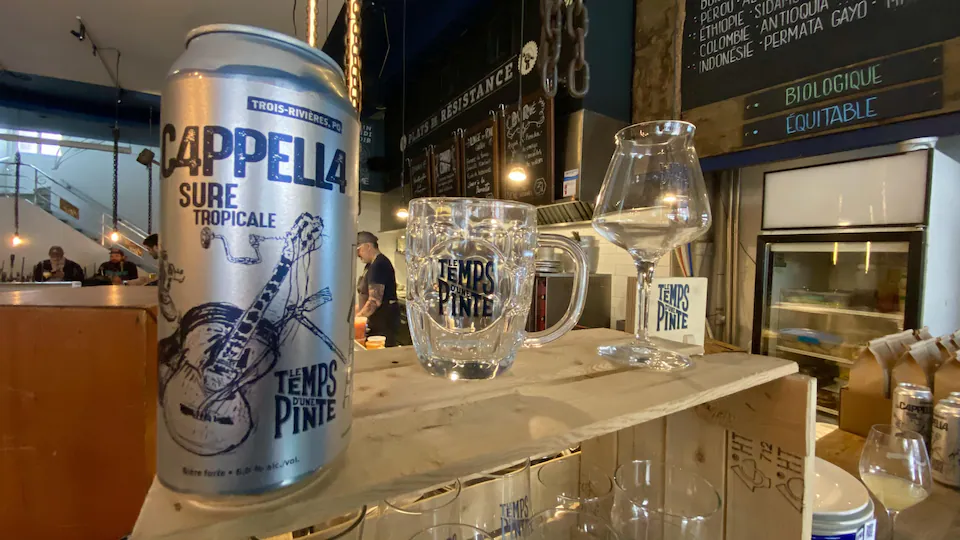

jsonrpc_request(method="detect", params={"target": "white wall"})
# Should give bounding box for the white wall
[1,140,160,235]
[0,197,111,278]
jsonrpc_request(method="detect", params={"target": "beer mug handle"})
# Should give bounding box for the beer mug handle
[524,234,588,348]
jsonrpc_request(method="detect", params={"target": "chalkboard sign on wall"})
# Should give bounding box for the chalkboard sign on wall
[433,135,463,197]
[408,152,432,199]
[463,116,499,199]
[500,93,555,206]
[681,0,960,110]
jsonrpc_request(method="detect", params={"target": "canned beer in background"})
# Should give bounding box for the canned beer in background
[157,25,358,498]
[931,398,960,487]
[891,383,933,447]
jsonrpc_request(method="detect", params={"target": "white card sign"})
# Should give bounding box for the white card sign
[646,277,707,346]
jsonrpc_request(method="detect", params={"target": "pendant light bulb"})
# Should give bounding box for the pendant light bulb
[110,230,120,243]
[396,208,409,219]
[11,235,22,247]
[506,147,529,183]
[507,165,528,183]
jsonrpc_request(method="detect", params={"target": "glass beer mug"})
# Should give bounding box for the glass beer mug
[406,198,588,379]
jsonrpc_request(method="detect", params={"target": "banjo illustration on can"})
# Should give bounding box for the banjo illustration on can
[158,212,346,456]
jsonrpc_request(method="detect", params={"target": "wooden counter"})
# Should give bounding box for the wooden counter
[816,424,960,540]
[132,329,807,540]
[0,287,158,539]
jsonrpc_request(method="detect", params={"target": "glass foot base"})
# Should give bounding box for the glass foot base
[417,354,516,380]
[597,340,695,371]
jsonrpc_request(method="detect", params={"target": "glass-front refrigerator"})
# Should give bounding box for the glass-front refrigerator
[752,231,923,420]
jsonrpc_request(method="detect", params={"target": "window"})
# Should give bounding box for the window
[16,130,61,157]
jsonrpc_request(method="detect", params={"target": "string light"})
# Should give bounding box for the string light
[345,0,362,114]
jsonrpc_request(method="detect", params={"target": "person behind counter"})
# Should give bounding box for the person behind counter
[126,234,160,286]
[32,245,84,282]
[98,247,139,284]
[356,231,400,347]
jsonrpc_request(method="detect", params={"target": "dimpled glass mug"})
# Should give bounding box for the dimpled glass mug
[406,198,588,379]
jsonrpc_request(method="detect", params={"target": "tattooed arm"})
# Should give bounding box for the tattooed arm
[357,284,384,317]
[356,289,369,315]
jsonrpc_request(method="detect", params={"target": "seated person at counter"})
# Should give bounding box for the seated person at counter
[356,231,400,347]
[32,245,85,282]
[98,247,139,284]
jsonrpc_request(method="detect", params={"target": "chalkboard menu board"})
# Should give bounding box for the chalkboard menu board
[682,0,960,110]
[500,93,554,206]
[433,136,463,197]
[463,118,499,199]
[407,152,432,199]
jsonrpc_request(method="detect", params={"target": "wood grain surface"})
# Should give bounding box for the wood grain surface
[0,285,157,308]
[131,329,797,540]
[0,300,158,539]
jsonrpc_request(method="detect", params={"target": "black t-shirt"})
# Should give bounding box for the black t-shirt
[360,253,399,345]
[98,260,139,281]
[362,253,398,305]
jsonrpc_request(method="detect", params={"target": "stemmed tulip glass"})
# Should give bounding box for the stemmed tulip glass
[592,121,711,371]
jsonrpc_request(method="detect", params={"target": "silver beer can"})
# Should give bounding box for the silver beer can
[932,398,960,487]
[891,383,933,446]
[157,25,358,497]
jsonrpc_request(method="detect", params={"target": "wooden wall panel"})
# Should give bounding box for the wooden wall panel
[0,304,157,539]
[632,0,684,122]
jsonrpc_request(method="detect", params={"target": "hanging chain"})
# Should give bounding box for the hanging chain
[344,0,362,115]
[13,151,20,236]
[112,124,119,233]
[111,53,122,236]
[539,0,563,98]
[566,0,590,98]
[147,165,153,235]
[147,105,153,235]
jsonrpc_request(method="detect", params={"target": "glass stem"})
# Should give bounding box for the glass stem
[634,258,656,343]
[888,509,899,539]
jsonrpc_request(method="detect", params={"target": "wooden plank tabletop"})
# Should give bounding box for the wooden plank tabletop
[0,286,157,308]
[131,328,796,540]
[816,424,960,540]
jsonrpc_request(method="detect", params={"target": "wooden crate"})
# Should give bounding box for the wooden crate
[131,328,812,539]
[0,287,159,539]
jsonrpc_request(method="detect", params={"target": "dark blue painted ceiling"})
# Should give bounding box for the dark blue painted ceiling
[0,70,160,146]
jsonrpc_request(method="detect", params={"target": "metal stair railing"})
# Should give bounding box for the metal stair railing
[0,158,157,272]
[0,157,150,240]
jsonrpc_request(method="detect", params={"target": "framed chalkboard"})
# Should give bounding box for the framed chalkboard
[408,151,432,199]
[463,116,499,199]
[500,93,554,206]
[433,135,463,197]
[681,0,960,110]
